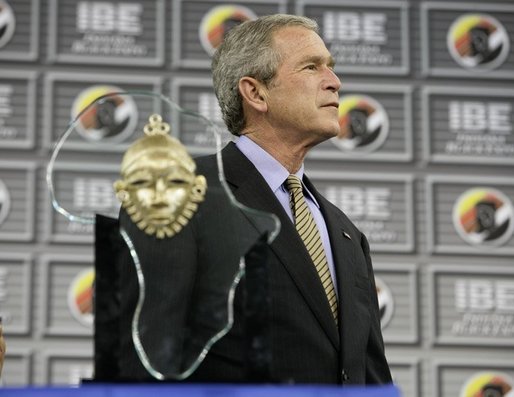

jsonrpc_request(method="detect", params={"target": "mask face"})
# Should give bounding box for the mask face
[114,115,207,238]
[126,155,193,219]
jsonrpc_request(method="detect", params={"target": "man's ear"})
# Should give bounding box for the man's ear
[238,76,268,113]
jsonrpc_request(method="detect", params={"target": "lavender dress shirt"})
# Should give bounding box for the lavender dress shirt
[235,135,339,298]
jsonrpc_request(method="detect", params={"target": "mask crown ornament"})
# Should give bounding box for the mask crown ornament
[144,114,170,136]
[114,114,207,238]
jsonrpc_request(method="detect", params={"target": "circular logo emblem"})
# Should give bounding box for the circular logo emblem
[453,187,514,247]
[375,276,394,329]
[0,1,16,49]
[199,4,257,56]
[331,94,389,153]
[0,179,10,226]
[460,371,513,397]
[71,85,138,143]
[67,267,94,327]
[447,13,510,71]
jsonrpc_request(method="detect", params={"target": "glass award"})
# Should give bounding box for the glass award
[47,91,280,380]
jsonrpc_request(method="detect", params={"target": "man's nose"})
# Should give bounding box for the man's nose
[324,67,341,92]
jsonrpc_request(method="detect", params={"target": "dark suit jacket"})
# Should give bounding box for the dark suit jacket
[185,142,392,385]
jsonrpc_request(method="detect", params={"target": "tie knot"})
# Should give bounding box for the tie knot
[285,175,303,193]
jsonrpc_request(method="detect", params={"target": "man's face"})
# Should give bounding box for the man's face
[124,153,194,227]
[263,26,341,146]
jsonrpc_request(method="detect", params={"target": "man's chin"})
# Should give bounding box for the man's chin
[320,125,340,141]
[310,132,337,149]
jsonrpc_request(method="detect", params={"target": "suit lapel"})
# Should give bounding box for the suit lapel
[221,143,340,349]
[306,177,371,364]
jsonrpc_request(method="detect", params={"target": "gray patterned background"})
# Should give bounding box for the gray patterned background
[0,0,513,396]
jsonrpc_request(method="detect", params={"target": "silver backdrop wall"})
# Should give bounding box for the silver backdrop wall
[0,0,513,395]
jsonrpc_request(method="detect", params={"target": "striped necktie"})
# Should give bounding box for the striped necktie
[285,175,338,324]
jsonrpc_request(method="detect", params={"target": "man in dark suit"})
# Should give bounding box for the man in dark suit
[110,13,391,385]
[186,14,392,385]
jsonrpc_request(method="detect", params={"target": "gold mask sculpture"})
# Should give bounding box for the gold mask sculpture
[114,114,207,238]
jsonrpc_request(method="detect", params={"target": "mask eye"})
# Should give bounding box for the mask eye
[128,178,151,188]
[126,172,153,188]
[168,178,188,186]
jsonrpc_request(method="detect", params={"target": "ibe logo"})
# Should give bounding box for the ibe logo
[375,276,394,329]
[323,11,387,44]
[76,1,142,35]
[0,179,10,226]
[67,267,94,327]
[327,186,391,220]
[199,4,257,56]
[447,13,510,71]
[0,1,16,49]
[449,101,512,134]
[71,85,138,143]
[452,187,514,247]
[459,372,513,397]
[332,95,389,153]
[455,279,514,313]
[0,267,8,322]
[73,177,118,211]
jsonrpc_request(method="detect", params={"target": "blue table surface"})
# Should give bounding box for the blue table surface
[0,383,401,396]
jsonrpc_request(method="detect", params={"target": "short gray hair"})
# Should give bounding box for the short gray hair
[211,14,319,136]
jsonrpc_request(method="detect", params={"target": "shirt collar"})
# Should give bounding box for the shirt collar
[235,135,320,207]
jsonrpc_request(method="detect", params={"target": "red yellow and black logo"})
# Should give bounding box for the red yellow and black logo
[0,179,10,226]
[67,267,94,327]
[453,187,514,247]
[199,4,257,56]
[332,94,389,153]
[71,85,138,143]
[447,13,510,71]
[0,0,16,49]
[459,371,513,397]
[375,276,394,330]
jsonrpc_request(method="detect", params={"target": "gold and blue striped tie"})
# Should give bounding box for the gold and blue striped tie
[285,175,338,324]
